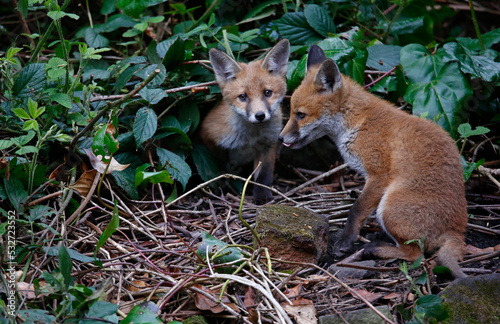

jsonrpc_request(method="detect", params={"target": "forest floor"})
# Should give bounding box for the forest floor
[23,162,497,323]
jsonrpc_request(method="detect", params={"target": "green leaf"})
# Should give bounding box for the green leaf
[12,108,30,119]
[157,35,185,69]
[0,140,13,150]
[304,4,335,37]
[23,120,39,131]
[116,0,166,18]
[192,144,219,182]
[443,41,500,82]
[112,167,139,200]
[85,28,110,48]
[415,295,449,322]
[96,203,120,255]
[17,0,28,18]
[157,148,192,189]
[457,123,490,138]
[11,131,36,146]
[58,245,73,290]
[16,310,56,324]
[366,44,401,72]
[275,12,322,45]
[4,177,28,212]
[138,88,168,105]
[196,232,245,272]
[15,145,38,155]
[82,301,119,323]
[101,0,117,15]
[402,45,473,138]
[50,93,72,109]
[135,169,173,187]
[12,63,47,99]
[133,107,158,148]
[121,305,163,324]
[178,102,200,134]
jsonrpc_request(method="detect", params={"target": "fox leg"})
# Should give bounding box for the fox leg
[252,145,276,205]
[333,179,386,257]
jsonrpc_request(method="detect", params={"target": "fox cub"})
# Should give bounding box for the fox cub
[279,45,468,278]
[200,39,290,204]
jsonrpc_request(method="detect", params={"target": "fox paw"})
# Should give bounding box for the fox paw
[253,189,273,205]
[332,239,353,259]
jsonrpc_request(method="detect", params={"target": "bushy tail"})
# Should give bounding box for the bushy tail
[436,237,466,279]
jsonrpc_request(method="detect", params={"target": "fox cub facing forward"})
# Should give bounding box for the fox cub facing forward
[279,45,468,278]
[200,39,290,204]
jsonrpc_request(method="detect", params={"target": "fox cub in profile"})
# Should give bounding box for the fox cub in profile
[200,39,290,204]
[280,45,468,278]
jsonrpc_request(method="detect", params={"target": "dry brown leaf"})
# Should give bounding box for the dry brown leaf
[193,284,239,314]
[84,148,130,174]
[69,169,97,196]
[106,124,117,136]
[282,299,316,324]
[306,275,329,284]
[126,279,148,292]
[382,292,401,300]
[244,286,256,308]
[284,284,302,298]
[17,282,37,299]
[351,288,383,302]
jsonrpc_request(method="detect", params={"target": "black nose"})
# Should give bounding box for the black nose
[255,112,265,121]
[278,135,283,142]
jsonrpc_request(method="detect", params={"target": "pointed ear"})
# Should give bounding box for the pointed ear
[307,45,327,71]
[209,48,243,84]
[313,59,342,93]
[261,39,290,77]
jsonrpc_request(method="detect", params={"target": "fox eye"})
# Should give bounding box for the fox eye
[238,94,247,101]
[296,112,306,120]
[264,89,273,97]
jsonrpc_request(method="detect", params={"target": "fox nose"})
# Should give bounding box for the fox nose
[255,112,266,121]
[278,135,283,142]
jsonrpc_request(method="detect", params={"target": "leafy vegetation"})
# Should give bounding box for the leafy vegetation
[1,0,499,323]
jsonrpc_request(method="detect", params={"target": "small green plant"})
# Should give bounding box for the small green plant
[397,239,449,323]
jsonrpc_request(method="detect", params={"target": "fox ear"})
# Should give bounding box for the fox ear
[261,39,290,77]
[314,59,342,93]
[209,49,243,84]
[307,45,326,71]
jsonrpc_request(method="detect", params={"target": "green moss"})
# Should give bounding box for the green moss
[256,205,327,241]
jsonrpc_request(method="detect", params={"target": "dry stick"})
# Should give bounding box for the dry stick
[65,171,100,226]
[89,80,218,102]
[285,163,349,196]
[363,66,397,89]
[460,250,500,266]
[71,69,161,147]
[210,273,293,324]
[271,259,396,324]
[478,165,500,189]
[467,223,500,235]
[165,173,297,209]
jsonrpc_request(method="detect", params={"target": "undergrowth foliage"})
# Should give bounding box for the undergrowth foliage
[0,0,499,323]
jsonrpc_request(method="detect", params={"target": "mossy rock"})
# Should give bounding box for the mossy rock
[256,205,329,267]
[439,273,500,324]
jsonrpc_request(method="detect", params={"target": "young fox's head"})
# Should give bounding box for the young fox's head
[279,45,345,149]
[209,39,290,123]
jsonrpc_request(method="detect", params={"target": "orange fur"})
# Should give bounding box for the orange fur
[200,40,290,204]
[280,46,468,278]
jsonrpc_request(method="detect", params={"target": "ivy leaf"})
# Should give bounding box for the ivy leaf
[304,4,335,37]
[275,12,322,45]
[402,44,473,138]
[157,148,192,190]
[133,107,158,148]
[443,41,500,82]
[457,123,490,138]
[366,44,401,72]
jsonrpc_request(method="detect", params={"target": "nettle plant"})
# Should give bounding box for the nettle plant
[1,0,499,212]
